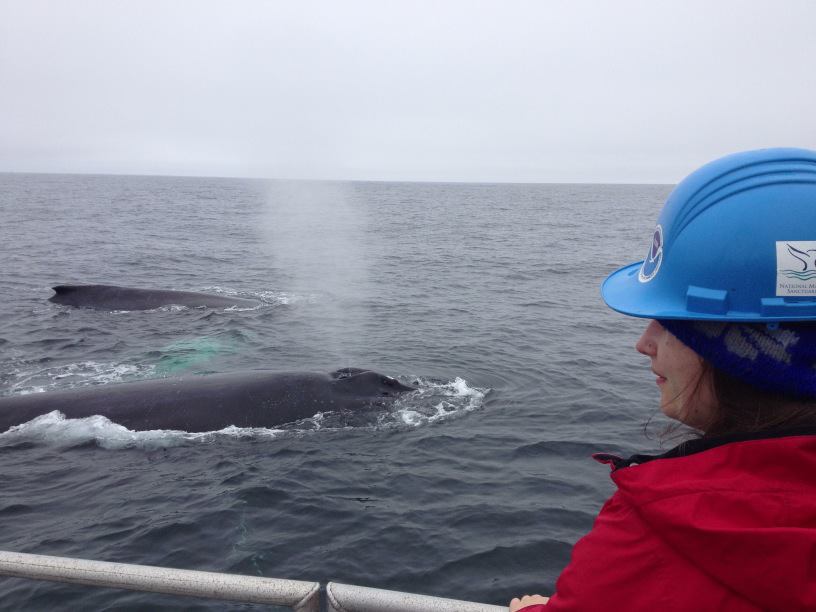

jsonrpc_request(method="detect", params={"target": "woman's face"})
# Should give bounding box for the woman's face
[636,320,716,429]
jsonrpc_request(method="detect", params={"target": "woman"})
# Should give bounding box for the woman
[510,148,816,611]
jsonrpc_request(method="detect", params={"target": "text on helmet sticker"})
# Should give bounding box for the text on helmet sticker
[777,241,816,296]
[638,225,663,283]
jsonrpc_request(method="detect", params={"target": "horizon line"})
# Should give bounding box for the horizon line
[0,169,674,187]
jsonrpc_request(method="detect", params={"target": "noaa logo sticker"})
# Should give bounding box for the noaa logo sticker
[776,241,816,296]
[638,225,663,283]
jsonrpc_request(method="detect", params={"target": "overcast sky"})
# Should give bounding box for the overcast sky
[1,0,814,183]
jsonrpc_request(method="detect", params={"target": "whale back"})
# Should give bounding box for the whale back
[330,368,416,395]
[49,284,259,310]
[0,369,415,433]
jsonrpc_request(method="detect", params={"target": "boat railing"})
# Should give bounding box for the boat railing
[326,581,505,611]
[0,550,506,612]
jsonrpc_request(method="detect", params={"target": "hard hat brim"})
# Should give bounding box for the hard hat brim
[602,262,816,322]
[602,262,662,318]
[601,261,725,320]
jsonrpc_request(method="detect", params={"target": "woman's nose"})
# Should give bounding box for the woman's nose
[636,320,660,356]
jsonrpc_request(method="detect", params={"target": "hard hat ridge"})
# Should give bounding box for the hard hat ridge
[602,148,816,322]
[672,154,816,240]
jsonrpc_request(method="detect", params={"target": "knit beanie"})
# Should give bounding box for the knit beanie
[659,319,816,399]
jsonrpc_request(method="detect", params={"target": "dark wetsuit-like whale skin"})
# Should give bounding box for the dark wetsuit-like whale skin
[49,284,261,310]
[0,369,416,432]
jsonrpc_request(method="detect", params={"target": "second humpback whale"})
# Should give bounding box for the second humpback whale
[49,284,261,310]
[0,368,416,433]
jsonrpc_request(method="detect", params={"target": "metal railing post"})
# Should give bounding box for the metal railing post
[0,551,319,611]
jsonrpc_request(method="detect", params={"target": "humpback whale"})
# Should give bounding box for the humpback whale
[0,369,416,433]
[49,284,261,310]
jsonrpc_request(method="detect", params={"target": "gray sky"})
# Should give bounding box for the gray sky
[1,0,814,183]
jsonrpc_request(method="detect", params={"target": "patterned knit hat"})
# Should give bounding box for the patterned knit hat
[659,319,816,399]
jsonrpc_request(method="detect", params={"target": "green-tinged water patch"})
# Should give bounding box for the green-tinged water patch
[152,337,231,376]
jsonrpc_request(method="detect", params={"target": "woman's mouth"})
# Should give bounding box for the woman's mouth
[653,370,667,386]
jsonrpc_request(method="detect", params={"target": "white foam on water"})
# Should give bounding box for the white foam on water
[0,411,286,450]
[0,376,488,450]
[203,286,290,310]
[106,306,185,314]
[303,411,325,430]
[17,386,47,395]
[6,361,155,396]
[385,376,489,428]
[223,304,260,312]
[257,290,317,306]
[154,304,190,313]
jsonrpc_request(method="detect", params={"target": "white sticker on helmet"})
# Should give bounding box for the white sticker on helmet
[638,225,663,283]
[776,241,816,296]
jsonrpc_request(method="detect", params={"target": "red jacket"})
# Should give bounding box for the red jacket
[519,430,816,612]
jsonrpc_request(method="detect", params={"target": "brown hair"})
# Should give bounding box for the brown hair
[698,361,816,437]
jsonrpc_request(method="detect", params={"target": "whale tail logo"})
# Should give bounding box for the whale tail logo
[782,243,816,281]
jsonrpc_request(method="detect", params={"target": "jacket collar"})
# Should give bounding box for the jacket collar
[593,426,816,471]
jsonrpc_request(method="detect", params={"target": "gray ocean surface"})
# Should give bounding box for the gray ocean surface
[0,173,673,609]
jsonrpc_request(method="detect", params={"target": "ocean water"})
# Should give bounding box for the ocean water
[0,173,673,609]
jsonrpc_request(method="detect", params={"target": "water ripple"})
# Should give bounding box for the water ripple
[0,174,670,609]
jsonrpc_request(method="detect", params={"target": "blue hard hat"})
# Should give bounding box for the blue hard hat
[602,148,816,321]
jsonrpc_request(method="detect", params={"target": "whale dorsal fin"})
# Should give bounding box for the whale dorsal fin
[52,284,81,294]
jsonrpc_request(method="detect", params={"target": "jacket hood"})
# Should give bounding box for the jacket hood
[611,432,816,610]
